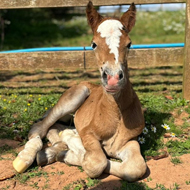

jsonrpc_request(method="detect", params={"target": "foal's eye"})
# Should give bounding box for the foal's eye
[126,42,132,49]
[91,42,97,50]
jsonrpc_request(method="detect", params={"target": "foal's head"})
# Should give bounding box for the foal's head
[86,1,136,95]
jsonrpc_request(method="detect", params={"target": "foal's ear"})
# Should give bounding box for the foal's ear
[86,1,103,33]
[120,3,136,33]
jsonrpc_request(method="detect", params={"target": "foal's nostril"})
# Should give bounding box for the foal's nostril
[102,71,107,80]
[118,70,124,80]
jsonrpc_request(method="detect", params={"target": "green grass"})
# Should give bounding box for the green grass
[186,180,190,185]
[0,93,60,139]
[15,167,49,184]
[1,9,185,51]
[120,181,152,190]
[171,157,182,165]
[166,138,190,156]
[62,178,100,190]
[138,93,189,157]
[155,183,180,190]
[0,144,18,158]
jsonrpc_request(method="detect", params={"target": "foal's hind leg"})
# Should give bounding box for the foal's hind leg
[104,140,147,182]
[13,84,89,173]
[53,129,107,178]
[57,129,86,166]
[36,123,68,166]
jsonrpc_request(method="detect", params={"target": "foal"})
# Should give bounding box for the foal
[13,1,147,182]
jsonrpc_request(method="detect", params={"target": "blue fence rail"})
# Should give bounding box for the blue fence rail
[0,43,184,53]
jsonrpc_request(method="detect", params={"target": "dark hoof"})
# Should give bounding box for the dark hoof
[56,150,68,162]
[36,147,56,166]
[36,149,49,166]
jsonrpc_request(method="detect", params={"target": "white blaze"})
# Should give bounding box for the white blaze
[97,20,123,64]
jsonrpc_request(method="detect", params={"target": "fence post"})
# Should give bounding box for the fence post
[183,0,190,100]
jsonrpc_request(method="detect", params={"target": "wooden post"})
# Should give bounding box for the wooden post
[183,0,190,100]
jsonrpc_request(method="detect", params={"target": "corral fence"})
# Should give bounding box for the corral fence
[0,0,189,100]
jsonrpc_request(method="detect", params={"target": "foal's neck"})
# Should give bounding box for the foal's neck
[113,78,134,111]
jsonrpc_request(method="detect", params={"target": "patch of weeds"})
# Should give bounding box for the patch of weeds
[0,93,60,140]
[57,171,64,175]
[42,184,49,189]
[138,93,190,158]
[0,145,12,153]
[63,184,72,190]
[156,184,168,190]
[181,121,190,130]
[155,183,180,190]
[86,177,100,187]
[139,123,165,157]
[173,183,180,190]
[77,166,84,172]
[0,145,18,157]
[73,184,83,190]
[186,180,190,185]
[1,185,11,190]
[166,138,190,156]
[171,157,182,165]
[30,182,40,189]
[185,106,190,114]
[17,174,30,184]
[147,177,152,182]
[63,179,88,190]
[167,97,189,108]
[138,95,170,153]
[15,168,49,184]
[121,181,151,190]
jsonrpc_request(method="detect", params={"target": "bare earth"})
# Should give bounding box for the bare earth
[0,139,190,190]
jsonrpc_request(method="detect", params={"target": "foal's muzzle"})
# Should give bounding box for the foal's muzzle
[101,68,125,93]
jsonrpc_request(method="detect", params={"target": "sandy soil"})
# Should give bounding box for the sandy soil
[0,139,190,190]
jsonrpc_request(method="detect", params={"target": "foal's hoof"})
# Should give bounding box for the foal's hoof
[36,148,56,166]
[56,150,68,162]
[36,150,49,166]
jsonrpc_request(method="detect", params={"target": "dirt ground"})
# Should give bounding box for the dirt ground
[0,139,190,190]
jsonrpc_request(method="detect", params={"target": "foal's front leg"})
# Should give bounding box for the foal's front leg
[80,131,108,178]
[104,140,147,182]
[57,129,107,178]
[13,84,90,173]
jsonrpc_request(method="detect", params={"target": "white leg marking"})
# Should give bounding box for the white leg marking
[59,129,86,166]
[13,136,43,173]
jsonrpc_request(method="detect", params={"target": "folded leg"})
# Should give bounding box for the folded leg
[57,129,86,166]
[80,131,108,178]
[104,140,147,182]
[36,123,68,166]
[58,128,107,179]
[13,84,89,173]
